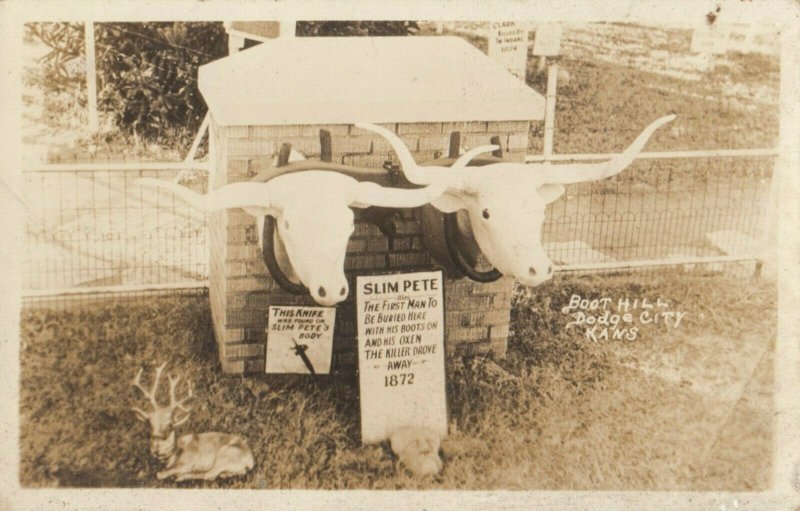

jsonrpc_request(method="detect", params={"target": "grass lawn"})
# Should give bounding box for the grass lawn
[19,271,775,490]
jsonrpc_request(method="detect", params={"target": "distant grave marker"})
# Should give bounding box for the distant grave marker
[691,26,730,55]
[691,26,730,71]
[356,271,447,443]
[533,24,562,57]
[487,21,529,80]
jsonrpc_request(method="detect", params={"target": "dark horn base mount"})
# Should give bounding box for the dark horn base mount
[443,212,503,283]
[253,129,414,295]
[421,131,506,284]
[261,216,307,295]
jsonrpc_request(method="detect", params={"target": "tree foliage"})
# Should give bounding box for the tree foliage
[296,21,419,37]
[24,22,87,96]
[25,21,419,149]
[94,22,228,147]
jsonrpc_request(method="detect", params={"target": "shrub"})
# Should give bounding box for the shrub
[297,21,418,37]
[24,22,87,100]
[94,22,229,148]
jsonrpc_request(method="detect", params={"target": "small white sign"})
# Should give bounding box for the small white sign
[356,271,447,444]
[487,21,529,79]
[265,306,336,374]
[691,26,729,55]
[533,24,563,56]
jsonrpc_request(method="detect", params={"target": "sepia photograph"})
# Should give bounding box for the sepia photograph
[2,1,799,509]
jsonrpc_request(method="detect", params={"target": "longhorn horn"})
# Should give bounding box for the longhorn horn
[354,122,431,185]
[451,145,501,169]
[137,178,208,210]
[597,114,676,177]
[534,114,676,185]
[450,145,502,195]
[137,179,275,214]
[352,182,447,209]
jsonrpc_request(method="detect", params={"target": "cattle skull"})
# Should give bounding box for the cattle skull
[138,172,444,306]
[356,115,675,286]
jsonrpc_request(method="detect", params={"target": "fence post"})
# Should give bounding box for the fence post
[84,21,99,133]
[537,55,547,74]
[184,113,210,163]
[223,21,245,54]
[773,19,800,494]
[542,62,558,161]
[228,33,245,54]
[280,19,296,39]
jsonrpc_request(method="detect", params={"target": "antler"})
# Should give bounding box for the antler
[131,362,167,421]
[168,374,194,427]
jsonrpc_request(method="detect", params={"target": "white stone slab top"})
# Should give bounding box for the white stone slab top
[198,36,545,127]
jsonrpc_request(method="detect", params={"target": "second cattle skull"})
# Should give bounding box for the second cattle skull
[356,115,676,287]
[139,172,444,306]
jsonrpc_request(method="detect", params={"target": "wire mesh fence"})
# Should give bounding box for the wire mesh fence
[21,152,774,308]
[543,154,774,275]
[23,165,208,308]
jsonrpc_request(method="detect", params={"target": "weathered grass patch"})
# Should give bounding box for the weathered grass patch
[19,272,775,489]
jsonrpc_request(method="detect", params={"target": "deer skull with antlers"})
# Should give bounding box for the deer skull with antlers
[131,363,254,481]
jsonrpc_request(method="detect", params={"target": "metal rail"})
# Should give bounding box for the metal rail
[526,147,779,163]
[22,281,208,299]
[554,254,761,273]
[24,161,211,173]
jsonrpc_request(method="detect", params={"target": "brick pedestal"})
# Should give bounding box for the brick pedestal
[209,119,530,373]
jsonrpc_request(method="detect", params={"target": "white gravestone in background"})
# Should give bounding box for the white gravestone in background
[265,306,336,374]
[691,26,729,55]
[532,24,562,57]
[356,271,447,444]
[487,21,529,80]
[691,25,729,71]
